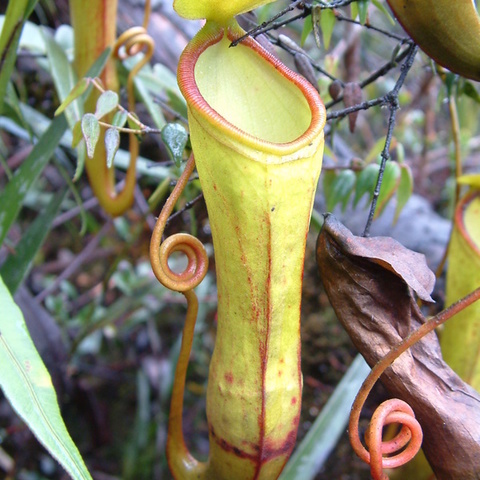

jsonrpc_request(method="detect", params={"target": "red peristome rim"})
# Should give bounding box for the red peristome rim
[177,21,326,155]
[455,190,480,256]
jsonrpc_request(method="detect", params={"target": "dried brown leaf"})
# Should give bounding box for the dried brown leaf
[316,215,480,479]
[343,82,363,133]
[320,215,435,302]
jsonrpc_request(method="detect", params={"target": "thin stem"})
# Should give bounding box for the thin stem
[166,193,204,226]
[362,44,418,237]
[272,35,337,81]
[334,12,408,42]
[230,0,305,47]
[97,120,162,135]
[327,96,385,121]
[325,45,413,109]
[91,77,146,131]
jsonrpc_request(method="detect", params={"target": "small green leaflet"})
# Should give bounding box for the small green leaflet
[81,113,100,158]
[95,90,119,119]
[105,128,120,168]
[112,110,128,128]
[55,77,90,117]
[161,123,188,167]
[324,169,356,212]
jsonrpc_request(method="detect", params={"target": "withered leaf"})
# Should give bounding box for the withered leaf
[319,214,435,302]
[316,214,480,479]
[328,80,342,101]
[294,54,319,92]
[343,82,363,133]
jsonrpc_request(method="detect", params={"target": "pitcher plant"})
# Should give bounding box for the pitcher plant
[70,0,153,216]
[149,0,326,478]
[441,188,480,391]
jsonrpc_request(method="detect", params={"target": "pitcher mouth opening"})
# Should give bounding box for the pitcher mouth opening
[177,21,326,156]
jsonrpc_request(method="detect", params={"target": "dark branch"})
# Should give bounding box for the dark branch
[362,44,419,237]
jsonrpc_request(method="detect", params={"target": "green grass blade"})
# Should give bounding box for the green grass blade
[41,27,82,128]
[0,189,67,295]
[0,274,93,480]
[0,0,39,114]
[0,114,67,246]
[279,354,370,480]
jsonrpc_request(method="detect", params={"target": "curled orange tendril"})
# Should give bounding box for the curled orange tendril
[149,154,209,476]
[149,154,209,293]
[362,399,422,480]
[349,286,480,480]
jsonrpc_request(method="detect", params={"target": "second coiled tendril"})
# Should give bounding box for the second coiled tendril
[349,334,424,479]
[113,25,154,113]
[352,397,423,480]
[349,288,480,479]
[150,155,209,293]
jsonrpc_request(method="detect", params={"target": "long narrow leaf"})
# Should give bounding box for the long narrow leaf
[279,354,370,480]
[0,0,39,114]
[0,189,68,295]
[0,274,93,479]
[42,27,81,127]
[0,114,67,246]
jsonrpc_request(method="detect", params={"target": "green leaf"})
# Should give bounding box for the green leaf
[444,72,457,97]
[462,81,480,104]
[353,163,380,206]
[324,169,356,212]
[95,90,119,119]
[112,110,128,128]
[41,31,110,182]
[393,164,413,223]
[319,8,336,50]
[105,128,120,168]
[42,27,81,127]
[279,355,370,480]
[375,161,401,218]
[127,112,141,132]
[72,119,83,148]
[81,113,100,158]
[300,14,313,47]
[55,77,90,117]
[161,123,188,167]
[0,189,67,295]
[0,114,68,247]
[0,275,93,480]
[357,0,369,25]
[133,64,167,129]
[0,0,39,114]
[371,0,395,24]
[5,81,33,140]
[351,2,358,20]
[364,137,387,164]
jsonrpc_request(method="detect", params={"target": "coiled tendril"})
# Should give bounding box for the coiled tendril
[150,154,209,293]
[113,25,154,113]
[150,155,209,476]
[349,287,480,479]
[352,397,423,480]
